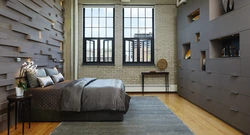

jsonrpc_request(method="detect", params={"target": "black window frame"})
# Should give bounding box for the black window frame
[82,7,115,65]
[122,7,155,66]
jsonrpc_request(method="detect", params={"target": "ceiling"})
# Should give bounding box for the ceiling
[78,0,176,5]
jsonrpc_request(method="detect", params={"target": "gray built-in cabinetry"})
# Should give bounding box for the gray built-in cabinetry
[177,0,250,134]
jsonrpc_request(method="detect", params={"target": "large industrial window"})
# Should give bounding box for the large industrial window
[83,7,114,65]
[123,7,154,65]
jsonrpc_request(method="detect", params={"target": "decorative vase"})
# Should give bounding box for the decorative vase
[15,87,24,97]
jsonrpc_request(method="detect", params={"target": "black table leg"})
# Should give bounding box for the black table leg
[165,74,167,92]
[15,102,17,129]
[7,103,11,135]
[29,100,31,128]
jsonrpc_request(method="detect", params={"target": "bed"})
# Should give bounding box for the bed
[25,77,131,122]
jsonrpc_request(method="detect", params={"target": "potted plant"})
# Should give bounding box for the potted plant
[16,61,37,96]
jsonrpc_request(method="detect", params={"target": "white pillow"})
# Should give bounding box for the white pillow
[37,76,54,88]
[51,73,65,83]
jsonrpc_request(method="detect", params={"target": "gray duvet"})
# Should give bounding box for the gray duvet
[60,78,130,113]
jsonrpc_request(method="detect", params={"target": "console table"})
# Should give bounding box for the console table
[7,94,32,135]
[141,72,169,93]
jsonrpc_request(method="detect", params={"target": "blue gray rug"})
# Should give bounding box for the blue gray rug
[51,96,194,135]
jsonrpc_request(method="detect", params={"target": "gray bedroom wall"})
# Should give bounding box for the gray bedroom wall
[0,0,64,132]
[78,4,178,92]
[177,0,250,134]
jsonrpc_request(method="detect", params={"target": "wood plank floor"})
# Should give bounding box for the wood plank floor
[0,93,243,135]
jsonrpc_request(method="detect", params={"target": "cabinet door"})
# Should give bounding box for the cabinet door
[200,72,221,87]
[220,58,241,75]
[199,96,223,118]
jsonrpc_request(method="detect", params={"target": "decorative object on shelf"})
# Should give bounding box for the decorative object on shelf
[157,59,168,70]
[192,15,200,21]
[185,49,191,59]
[16,61,37,96]
[222,0,234,13]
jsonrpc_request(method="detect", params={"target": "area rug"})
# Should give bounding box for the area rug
[50,96,194,135]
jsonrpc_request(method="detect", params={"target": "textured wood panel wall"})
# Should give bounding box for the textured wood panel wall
[0,0,64,132]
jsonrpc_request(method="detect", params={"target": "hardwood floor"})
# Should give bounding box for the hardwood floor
[0,93,243,135]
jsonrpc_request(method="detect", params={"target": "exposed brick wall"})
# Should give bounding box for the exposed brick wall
[78,5,177,87]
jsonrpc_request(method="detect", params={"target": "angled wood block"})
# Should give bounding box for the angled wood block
[18,46,40,54]
[27,34,46,43]
[0,50,33,58]
[40,10,55,22]
[0,101,8,110]
[57,16,63,24]
[0,79,15,86]
[0,8,19,21]
[53,3,63,11]
[18,0,41,13]
[31,0,43,7]
[55,64,63,69]
[6,1,35,19]
[0,32,7,39]
[0,39,30,48]
[0,65,18,74]
[11,23,30,35]
[31,19,50,30]
[6,85,15,91]
[50,35,63,41]
[42,0,53,8]
[41,50,52,56]
[19,18,44,30]
[47,39,60,47]
[52,25,63,33]
[0,113,7,123]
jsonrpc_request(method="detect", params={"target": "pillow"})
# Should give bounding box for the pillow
[37,76,54,88]
[51,73,65,83]
[44,67,59,76]
[26,68,46,88]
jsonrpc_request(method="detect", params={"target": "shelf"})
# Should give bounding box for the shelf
[209,0,234,21]
[182,43,191,59]
[188,8,200,23]
[201,51,206,71]
[195,32,200,42]
[210,34,240,58]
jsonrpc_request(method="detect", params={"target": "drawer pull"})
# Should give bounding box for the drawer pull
[231,92,239,95]
[207,72,211,74]
[207,85,212,87]
[180,86,183,88]
[206,98,211,101]
[230,108,239,113]
[231,74,239,77]
[191,70,195,72]
[191,81,195,83]
[180,78,183,79]
[191,91,194,93]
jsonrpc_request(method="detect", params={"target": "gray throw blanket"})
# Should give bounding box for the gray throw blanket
[60,78,130,113]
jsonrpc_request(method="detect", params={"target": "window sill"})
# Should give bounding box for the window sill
[82,63,115,66]
[123,63,155,66]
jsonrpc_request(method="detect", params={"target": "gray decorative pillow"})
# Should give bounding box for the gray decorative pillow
[51,73,65,83]
[26,68,46,88]
[37,76,54,88]
[44,67,59,76]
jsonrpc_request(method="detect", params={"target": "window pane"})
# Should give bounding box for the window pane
[85,8,91,17]
[99,28,106,37]
[146,18,152,27]
[139,18,145,27]
[124,8,130,17]
[100,39,112,62]
[92,18,98,27]
[131,28,138,38]
[124,18,131,27]
[132,18,138,27]
[99,8,106,17]
[92,8,99,17]
[85,18,91,27]
[100,18,106,27]
[107,8,113,17]
[131,8,138,17]
[139,28,145,34]
[146,8,152,17]
[107,28,113,37]
[146,28,152,35]
[92,28,98,37]
[85,28,91,37]
[124,28,131,38]
[139,8,145,17]
[107,18,113,27]
[86,39,98,62]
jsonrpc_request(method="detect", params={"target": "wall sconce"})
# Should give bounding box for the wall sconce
[15,57,21,62]
[53,58,57,62]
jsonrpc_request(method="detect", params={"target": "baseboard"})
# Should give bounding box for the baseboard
[125,84,177,92]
